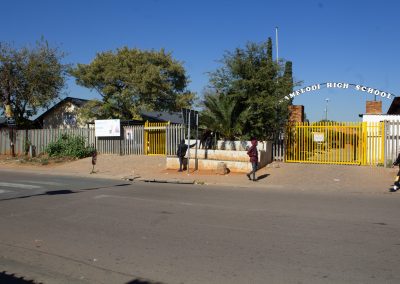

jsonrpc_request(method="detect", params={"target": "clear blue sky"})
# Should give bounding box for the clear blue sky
[1,0,399,121]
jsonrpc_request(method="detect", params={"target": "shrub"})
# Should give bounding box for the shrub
[46,134,95,159]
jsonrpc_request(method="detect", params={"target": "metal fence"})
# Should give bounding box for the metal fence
[272,139,285,161]
[285,121,385,166]
[384,120,400,166]
[0,128,94,156]
[0,124,186,156]
[166,124,186,156]
[4,121,400,168]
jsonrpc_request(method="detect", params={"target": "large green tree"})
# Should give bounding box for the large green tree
[70,47,195,120]
[0,38,68,125]
[206,37,296,140]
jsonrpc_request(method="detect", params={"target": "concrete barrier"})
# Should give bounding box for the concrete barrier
[166,146,272,173]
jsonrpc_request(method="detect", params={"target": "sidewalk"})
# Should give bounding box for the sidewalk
[0,154,398,194]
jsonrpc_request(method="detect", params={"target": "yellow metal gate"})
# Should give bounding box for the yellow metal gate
[285,122,384,166]
[144,121,170,155]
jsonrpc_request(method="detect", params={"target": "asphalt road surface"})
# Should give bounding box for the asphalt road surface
[1,171,400,284]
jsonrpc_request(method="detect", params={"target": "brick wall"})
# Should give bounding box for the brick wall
[366,101,382,114]
[288,105,304,123]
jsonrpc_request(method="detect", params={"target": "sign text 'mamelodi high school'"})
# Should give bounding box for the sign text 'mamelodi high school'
[282,82,394,102]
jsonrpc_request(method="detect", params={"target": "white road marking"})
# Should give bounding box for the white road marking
[0,182,41,189]
[0,189,9,194]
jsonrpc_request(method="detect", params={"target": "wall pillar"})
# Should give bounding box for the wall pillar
[366,101,382,114]
[288,105,304,123]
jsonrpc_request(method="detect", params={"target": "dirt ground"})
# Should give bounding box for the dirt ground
[0,154,398,194]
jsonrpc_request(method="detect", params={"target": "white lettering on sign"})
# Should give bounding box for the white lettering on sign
[326,82,350,89]
[280,82,395,102]
[285,84,321,101]
[355,84,393,99]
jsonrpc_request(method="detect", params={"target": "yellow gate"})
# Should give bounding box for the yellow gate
[144,121,170,155]
[285,122,384,166]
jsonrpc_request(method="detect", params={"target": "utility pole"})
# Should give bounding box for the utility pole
[275,26,279,64]
[187,110,191,174]
[325,98,330,121]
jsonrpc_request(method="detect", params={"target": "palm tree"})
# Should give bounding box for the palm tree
[200,93,246,140]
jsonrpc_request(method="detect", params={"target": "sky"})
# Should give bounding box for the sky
[1,0,399,122]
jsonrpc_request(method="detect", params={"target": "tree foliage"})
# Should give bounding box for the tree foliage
[70,47,195,121]
[0,38,68,124]
[201,93,248,140]
[204,38,297,140]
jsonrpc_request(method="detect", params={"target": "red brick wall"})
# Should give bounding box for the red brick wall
[366,101,382,114]
[288,105,304,123]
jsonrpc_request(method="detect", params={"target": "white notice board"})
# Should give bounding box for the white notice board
[313,132,325,142]
[95,119,121,137]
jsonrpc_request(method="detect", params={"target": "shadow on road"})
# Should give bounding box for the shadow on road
[256,173,269,181]
[45,190,75,195]
[126,279,164,284]
[0,183,132,202]
[0,271,42,284]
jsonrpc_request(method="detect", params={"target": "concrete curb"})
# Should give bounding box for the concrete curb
[122,175,195,184]
[137,178,195,184]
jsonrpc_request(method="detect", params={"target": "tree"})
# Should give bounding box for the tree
[206,38,297,140]
[70,47,195,121]
[0,38,68,125]
[200,92,247,140]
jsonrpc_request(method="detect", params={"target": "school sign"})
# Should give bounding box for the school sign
[281,82,395,102]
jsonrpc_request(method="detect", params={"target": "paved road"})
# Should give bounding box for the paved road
[0,169,127,201]
[0,172,400,283]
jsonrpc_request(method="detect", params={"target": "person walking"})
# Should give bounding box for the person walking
[177,139,196,172]
[392,152,400,191]
[246,138,258,181]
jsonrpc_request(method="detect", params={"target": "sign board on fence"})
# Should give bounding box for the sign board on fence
[181,108,198,128]
[95,119,121,137]
[6,117,16,126]
[313,132,325,142]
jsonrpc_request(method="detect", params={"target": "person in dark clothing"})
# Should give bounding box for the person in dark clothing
[177,139,196,172]
[392,153,400,191]
[246,138,259,181]
[205,131,214,150]
[199,129,212,149]
[200,129,213,149]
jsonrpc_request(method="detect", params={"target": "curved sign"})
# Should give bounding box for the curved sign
[282,82,395,102]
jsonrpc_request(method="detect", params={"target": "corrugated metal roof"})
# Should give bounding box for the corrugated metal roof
[140,111,184,124]
[387,97,400,114]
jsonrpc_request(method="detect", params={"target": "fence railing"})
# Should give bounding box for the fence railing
[4,121,398,167]
[384,120,400,166]
[272,139,285,161]
[0,124,186,156]
[166,124,186,156]
[0,128,95,156]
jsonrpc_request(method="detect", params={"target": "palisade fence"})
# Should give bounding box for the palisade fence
[272,139,285,162]
[0,124,186,156]
[166,124,186,156]
[273,120,400,166]
[384,120,400,166]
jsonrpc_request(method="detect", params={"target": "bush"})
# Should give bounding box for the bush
[46,134,95,159]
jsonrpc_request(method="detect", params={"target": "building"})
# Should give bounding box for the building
[361,99,400,123]
[35,97,89,129]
